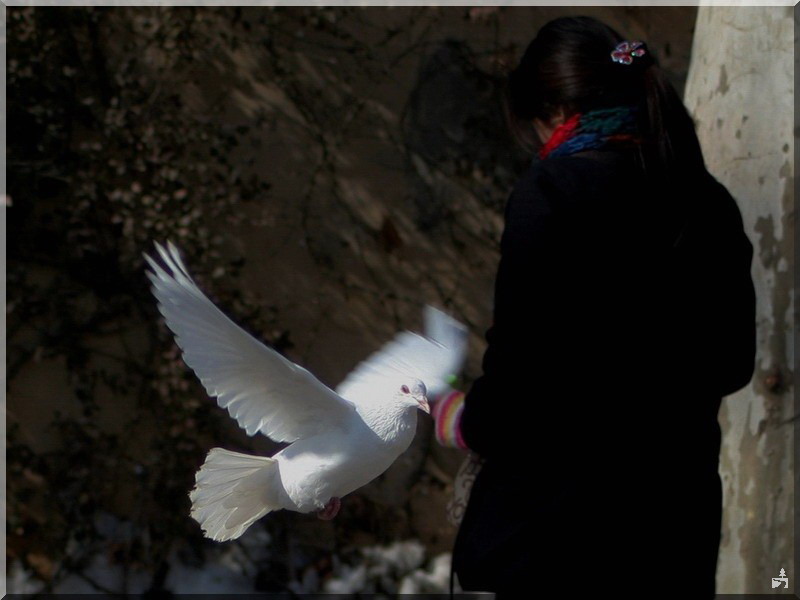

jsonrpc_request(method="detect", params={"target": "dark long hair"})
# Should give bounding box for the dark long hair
[504,16,705,179]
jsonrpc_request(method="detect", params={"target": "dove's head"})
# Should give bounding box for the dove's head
[397,378,430,414]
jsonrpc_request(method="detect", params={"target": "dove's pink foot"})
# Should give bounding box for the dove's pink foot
[317,497,341,520]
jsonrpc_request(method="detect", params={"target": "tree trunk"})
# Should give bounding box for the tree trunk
[683,6,794,594]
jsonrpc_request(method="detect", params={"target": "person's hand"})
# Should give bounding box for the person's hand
[431,387,468,450]
[427,373,458,413]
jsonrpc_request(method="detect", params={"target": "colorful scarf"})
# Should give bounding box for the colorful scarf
[538,105,642,160]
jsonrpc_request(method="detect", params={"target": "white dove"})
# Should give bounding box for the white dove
[143,241,467,542]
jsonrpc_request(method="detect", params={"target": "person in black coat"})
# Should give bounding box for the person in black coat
[430,16,756,598]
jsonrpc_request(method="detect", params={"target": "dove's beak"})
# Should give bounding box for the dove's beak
[418,396,431,414]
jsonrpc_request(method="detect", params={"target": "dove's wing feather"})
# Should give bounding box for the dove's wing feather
[144,241,355,442]
[423,305,469,387]
[336,308,467,405]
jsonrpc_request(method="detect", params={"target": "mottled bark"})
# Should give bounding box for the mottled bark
[683,6,794,594]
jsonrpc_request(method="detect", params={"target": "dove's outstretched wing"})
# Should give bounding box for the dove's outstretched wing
[144,241,355,442]
[423,305,469,386]
[336,305,468,405]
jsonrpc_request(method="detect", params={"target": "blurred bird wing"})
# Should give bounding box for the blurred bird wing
[336,307,468,404]
[144,241,355,443]
[423,305,469,388]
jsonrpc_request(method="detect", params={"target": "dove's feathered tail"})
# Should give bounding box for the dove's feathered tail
[189,448,283,542]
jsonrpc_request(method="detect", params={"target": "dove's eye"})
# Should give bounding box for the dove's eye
[401,385,410,394]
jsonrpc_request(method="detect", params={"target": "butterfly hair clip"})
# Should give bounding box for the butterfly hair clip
[611,40,647,65]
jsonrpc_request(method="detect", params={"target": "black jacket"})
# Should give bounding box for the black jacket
[454,148,756,596]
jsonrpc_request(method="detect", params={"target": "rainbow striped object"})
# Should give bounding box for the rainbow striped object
[432,389,468,450]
